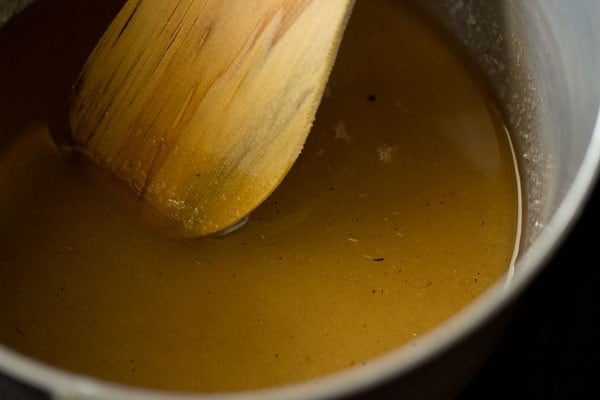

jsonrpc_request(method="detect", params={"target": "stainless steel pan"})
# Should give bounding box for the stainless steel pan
[1,0,599,399]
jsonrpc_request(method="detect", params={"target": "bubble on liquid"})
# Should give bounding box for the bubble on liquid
[334,120,350,142]
[376,144,397,163]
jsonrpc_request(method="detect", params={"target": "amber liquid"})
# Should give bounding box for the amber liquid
[0,0,519,392]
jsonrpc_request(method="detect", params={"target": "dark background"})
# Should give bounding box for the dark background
[459,179,600,399]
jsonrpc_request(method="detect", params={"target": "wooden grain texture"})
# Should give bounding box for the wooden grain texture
[70,0,354,237]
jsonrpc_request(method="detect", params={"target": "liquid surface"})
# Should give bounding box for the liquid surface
[0,0,518,392]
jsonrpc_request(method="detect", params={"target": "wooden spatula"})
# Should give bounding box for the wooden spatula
[69,0,354,237]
